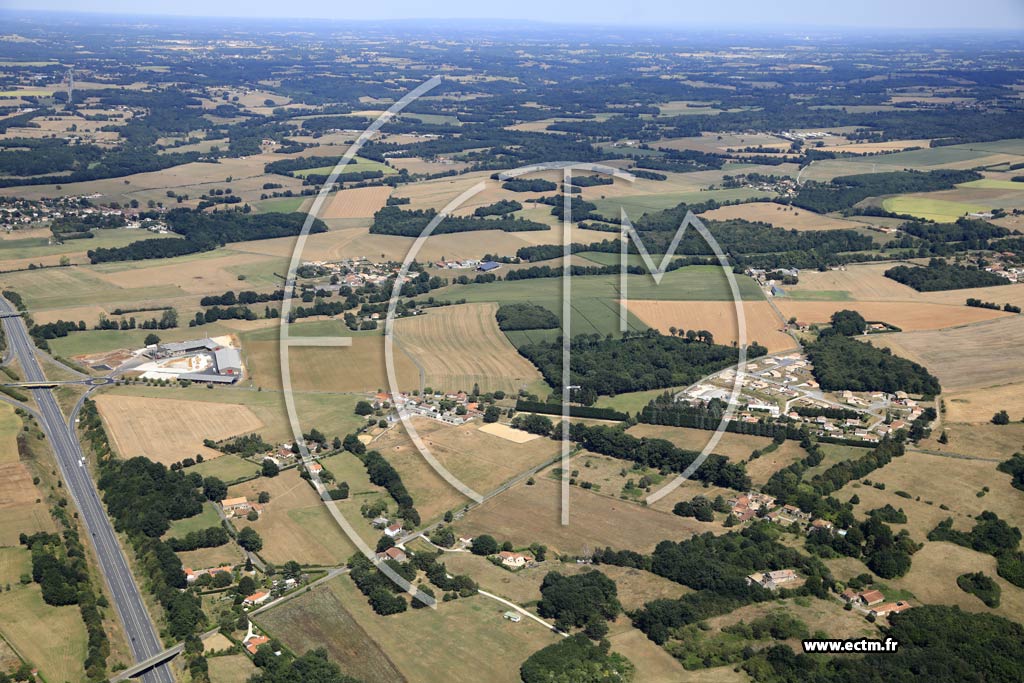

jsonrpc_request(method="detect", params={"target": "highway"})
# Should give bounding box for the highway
[0,298,173,683]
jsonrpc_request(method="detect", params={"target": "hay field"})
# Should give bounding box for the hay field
[943,383,1024,424]
[774,300,1010,331]
[873,316,1024,391]
[394,303,543,394]
[371,416,559,518]
[229,469,357,566]
[886,542,1024,624]
[624,299,795,353]
[454,476,716,555]
[95,395,264,464]
[699,202,868,230]
[0,403,53,545]
[243,335,421,393]
[928,423,1024,460]
[93,251,283,295]
[321,185,392,219]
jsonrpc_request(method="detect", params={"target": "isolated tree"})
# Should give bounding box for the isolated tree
[355,401,374,416]
[992,410,1011,425]
[144,333,160,346]
[261,459,280,477]
[470,534,498,556]
[237,527,263,553]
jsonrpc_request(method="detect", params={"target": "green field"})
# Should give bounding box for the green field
[165,502,224,538]
[0,402,20,463]
[851,146,993,169]
[430,266,762,340]
[0,585,87,683]
[957,179,1024,190]
[190,454,262,483]
[0,229,178,261]
[0,547,31,586]
[253,195,309,214]
[882,196,989,222]
[293,156,396,178]
[48,321,244,358]
[592,188,774,218]
[784,289,853,301]
[594,387,671,415]
[0,266,182,310]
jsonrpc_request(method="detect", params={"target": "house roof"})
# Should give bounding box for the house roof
[245,635,270,654]
[378,547,407,561]
[859,589,885,604]
[221,496,248,507]
[386,523,402,532]
[246,591,269,602]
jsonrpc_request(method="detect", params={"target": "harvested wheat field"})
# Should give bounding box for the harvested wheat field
[95,395,264,464]
[774,300,1010,331]
[394,303,543,394]
[477,422,540,443]
[873,315,1024,392]
[322,185,392,219]
[699,202,864,230]
[625,299,796,353]
[784,263,919,301]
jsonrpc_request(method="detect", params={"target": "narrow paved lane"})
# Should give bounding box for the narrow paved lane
[0,298,172,683]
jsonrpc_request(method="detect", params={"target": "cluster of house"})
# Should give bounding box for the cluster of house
[983,258,1023,283]
[373,390,489,426]
[840,588,913,618]
[746,569,801,590]
[298,258,410,290]
[729,493,845,538]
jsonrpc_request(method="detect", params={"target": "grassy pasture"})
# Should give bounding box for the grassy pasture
[166,502,223,538]
[229,468,357,566]
[207,655,257,683]
[881,196,988,221]
[0,584,87,683]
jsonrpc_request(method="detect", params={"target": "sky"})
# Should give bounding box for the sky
[3,0,1024,31]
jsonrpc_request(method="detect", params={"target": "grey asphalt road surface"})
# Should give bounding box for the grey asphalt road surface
[0,298,173,683]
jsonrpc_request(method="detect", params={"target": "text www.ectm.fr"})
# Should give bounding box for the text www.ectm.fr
[802,638,899,653]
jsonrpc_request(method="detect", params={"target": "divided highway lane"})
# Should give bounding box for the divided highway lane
[0,298,173,683]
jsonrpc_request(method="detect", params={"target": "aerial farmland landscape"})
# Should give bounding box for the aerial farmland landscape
[0,1,1023,681]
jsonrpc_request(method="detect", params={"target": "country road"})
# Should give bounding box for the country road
[0,298,173,683]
